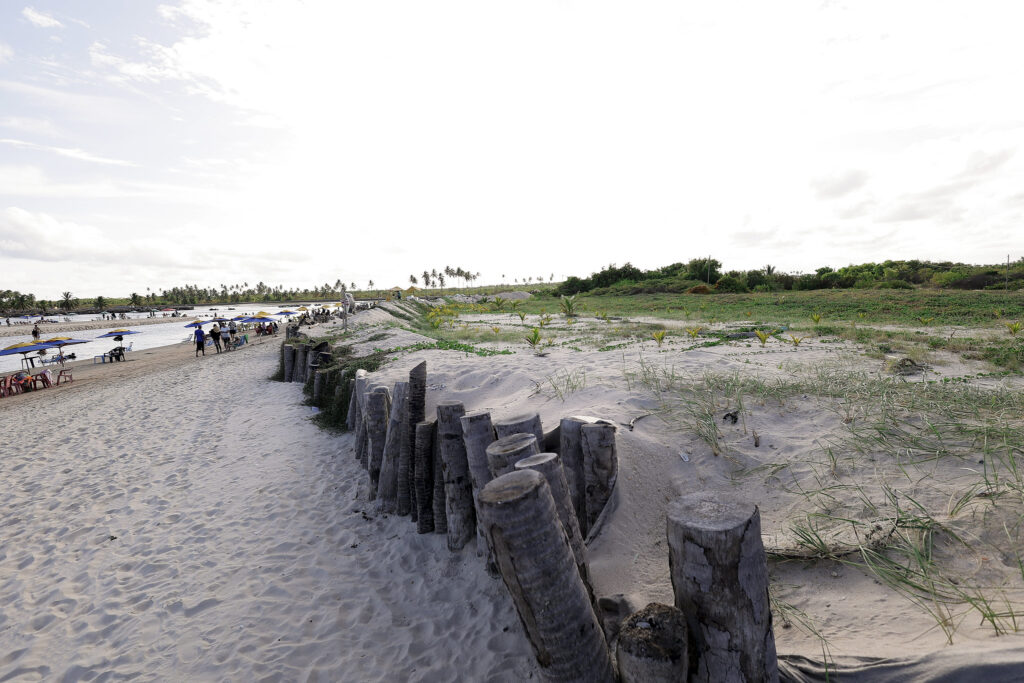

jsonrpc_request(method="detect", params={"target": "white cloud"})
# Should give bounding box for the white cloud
[0,116,60,137]
[21,6,63,28]
[0,138,136,166]
[0,42,13,64]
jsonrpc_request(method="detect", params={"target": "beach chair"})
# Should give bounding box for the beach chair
[33,370,53,389]
[56,368,73,385]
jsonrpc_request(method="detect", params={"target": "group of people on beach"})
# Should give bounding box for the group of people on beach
[194,322,238,357]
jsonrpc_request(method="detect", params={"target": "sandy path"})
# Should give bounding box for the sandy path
[0,336,536,681]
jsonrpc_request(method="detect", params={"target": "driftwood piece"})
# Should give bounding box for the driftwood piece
[514,453,589,590]
[559,416,600,534]
[486,433,539,478]
[400,361,427,517]
[494,413,544,446]
[460,411,496,559]
[282,344,296,383]
[364,388,391,501]
[414,420,436,533]
[617,603,689,683]
[432,423,448,535]
[377,381,408,512]
[438,401,474,551]
[581,422,617,534]
[478,470,615,683]
[667,494,778,683]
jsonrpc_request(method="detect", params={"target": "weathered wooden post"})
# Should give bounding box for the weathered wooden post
[494,412,544,446]
[377,382,408,512]
[307,341,328,384]
[559,416,599,534]
[364,387,390,500]
[282,344,296,382]
[352,370,368,464]
[616,603,689,683]
[345,378,358,431]
[399,361,427,517]
[486,433,539,478]
[478,470,615,683]
[437,401,475,551]
[292,344,307,383]
[460,411,496,558]
[432,429,448,535]
[514,453,588,588]
[581,422,617,534]
[414,420,436,533]
[667,493,778,683]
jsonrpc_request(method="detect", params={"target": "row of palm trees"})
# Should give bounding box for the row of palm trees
[409,266,482,290]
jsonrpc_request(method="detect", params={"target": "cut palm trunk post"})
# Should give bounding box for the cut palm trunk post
[616,603,688,683]
[478,470,615,683]
[414,420,436,533]
[377,381,408,512]
[460,411,496,559]
[580,422,617,536]
[399,361,427,517]
[282,344,296,382]
[345,378,358,431]
[432,424,448,535]
[667,493,778,683]
[514,453,589,590]
[558,416,600,535]
[437,401,475,551]
[493,413,544,447]
[307,342,328,383]
[292,344,307,383]
[364,387,390,501]
[353,370,368,465]
[486,433,539,478]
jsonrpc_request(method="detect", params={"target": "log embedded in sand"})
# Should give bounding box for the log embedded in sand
[616,603,689,683]
[460,411,496,559]
[292,344,307,383]
[486,433,539,478]
[437,400,475,551]
[353,371,369,465]
[478,470,614,683]
[345,378,358,431]
[581,422,617,534]
[282,344,296,382]
[365,387,390,500]
[514,452,588,589]
[399,361,427,517]
[666,494,778,683]
[312,369,328,403]
[432,423,448,535]
[558,416,600,534]
[414,420,436,534]
[377,381,408,512]
[493,413,544,447]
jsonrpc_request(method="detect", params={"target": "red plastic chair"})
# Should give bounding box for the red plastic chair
[57,369,73,385]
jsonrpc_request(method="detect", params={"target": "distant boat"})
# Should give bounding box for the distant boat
[210,307,218,310]
[227,307,235,310]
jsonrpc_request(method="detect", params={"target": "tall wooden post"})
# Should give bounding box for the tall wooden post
[414,420,435,533]
[364,387,390,500]
[460,411,496,559]
[559,416,599,534]
[353,371,368,465]
[292,344,307,383]
[667,494,778,683]
[432,424,448,535]
[399,361,427,517]
[437,401,475,551]
[282,344,296,382]
[581,422,617,535]
[478,471,615,683]
[377,382,407,511]
[494,412,544,446]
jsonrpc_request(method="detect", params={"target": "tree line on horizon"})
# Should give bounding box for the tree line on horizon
[550,257,1024,297]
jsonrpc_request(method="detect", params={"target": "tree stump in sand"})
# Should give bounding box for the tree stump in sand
[282,344,296,382]
[478,470,614,683]
[364,388,390,500]
[414,420,436,533]
[514,453,589,589]
[399,361,427,517]
[494,413,544,447]
[460,411,496,559]
[559,416,600,534]
[353,371,369,466]
[581,422,617,535]
[616,603,689,683]
[432,426,448,535]
[292,344,307,383]
[377,382,408,512]
[437,401,474,551]
[667,494,778,683]
[486,433,539,478]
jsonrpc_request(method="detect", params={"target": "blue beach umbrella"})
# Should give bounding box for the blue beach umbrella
[183,320,207,328]
[97,329,141,338]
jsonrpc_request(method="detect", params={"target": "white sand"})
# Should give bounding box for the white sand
[4,304,1024,679]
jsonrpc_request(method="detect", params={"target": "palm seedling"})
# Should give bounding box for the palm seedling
[754,329,771,347]
[559,294,579,317]
[686,326,703,339]
[1007,321,1022,336]
[810,313,822,325]
[652,330,667,347]
[789,335,805,347]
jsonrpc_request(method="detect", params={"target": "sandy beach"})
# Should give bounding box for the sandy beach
[4,304,1024,680]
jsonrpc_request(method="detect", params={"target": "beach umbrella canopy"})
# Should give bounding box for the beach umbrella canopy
[274,310,296,315]
[97,329,141,338]
[184,320,207,328]
[241,315,276,323]
[41,336,90,348]
[0,341,54,356]
[297,306,308,311]
[230,315,247,321]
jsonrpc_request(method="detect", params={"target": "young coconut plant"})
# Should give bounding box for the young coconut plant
[652,330,667,347]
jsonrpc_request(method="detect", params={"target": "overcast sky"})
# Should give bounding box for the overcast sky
[1,1,1022,299]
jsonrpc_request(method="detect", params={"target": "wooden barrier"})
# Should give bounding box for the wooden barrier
[364,388,390,500]
[399,361,427,517]
[437,401,475,551]
[377,381,408,512]
[616,603,689,683]
[414,420,435,533]
[485,433,539,478]
[494,412,544,446]
[581,422,617,534]
[460,411,496,560]
[282,344,296,382]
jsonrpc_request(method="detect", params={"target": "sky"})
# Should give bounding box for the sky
[1,1,1022,300]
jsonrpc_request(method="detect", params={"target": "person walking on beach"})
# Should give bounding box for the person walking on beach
[210,323,222,353]
[32,323,40,340]
[194,326,206,357]
[220,325,231,351]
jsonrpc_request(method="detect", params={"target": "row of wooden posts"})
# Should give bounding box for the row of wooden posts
[281,338,778,682]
